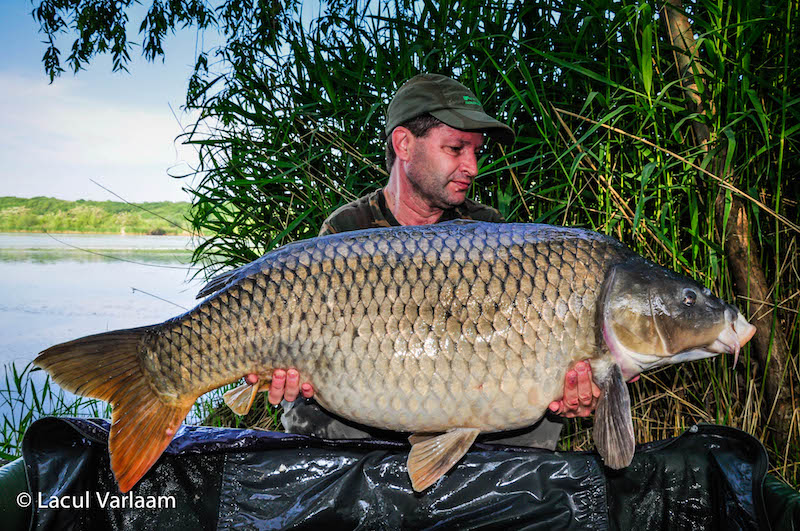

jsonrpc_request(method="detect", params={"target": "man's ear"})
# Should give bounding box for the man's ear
[392,126,413,162]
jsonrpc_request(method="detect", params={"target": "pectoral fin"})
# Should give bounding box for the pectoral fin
[593,364,635,469]
[223,382,261,416]
[407,428,480,492]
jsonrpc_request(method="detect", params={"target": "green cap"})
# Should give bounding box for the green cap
[385,73,515,144]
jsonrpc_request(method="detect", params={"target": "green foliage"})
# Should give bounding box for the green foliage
[31,0,302,81]
[32,0,217,80]
[197,389,284,431]
[0,196,193,234]
[0,362,111,461]
[0,361,245,460]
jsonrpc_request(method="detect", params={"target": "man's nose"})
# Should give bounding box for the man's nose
[461,150,478,176]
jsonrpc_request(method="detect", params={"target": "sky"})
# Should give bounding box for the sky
[0,2,218,203]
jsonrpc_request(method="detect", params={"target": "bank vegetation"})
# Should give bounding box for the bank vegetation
[0,197,193,235]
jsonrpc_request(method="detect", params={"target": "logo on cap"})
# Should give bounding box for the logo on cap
[462,95,481,106]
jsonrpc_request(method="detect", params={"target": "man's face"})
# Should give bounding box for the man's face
[404,124,484,209]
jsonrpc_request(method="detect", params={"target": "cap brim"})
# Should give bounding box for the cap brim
[430,108,515,144]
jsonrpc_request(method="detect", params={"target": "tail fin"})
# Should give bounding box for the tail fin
[35,327,193,493]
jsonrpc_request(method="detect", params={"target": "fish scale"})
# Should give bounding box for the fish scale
[36,220,755,493]
[134,223,628,431]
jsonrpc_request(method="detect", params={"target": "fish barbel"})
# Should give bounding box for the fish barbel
[35,221,755,493]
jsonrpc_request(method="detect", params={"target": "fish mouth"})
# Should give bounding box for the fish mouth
[706,312,757,367]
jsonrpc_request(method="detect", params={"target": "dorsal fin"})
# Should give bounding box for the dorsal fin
[196,267,242,299]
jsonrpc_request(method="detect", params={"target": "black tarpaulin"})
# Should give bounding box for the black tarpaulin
[20,418,773,529]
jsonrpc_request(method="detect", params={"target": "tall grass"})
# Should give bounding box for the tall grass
[0,362,111,461]
[181,0,799,485]
[0,363,281,461]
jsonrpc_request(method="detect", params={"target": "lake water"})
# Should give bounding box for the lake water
[0,232,228,442]
[0,232,204,368]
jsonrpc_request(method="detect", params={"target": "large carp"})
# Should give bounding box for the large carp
[36,221,755,493]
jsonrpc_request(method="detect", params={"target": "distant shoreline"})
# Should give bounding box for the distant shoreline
[0,196,199,236]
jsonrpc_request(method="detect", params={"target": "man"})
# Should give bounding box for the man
[260,73,599,447]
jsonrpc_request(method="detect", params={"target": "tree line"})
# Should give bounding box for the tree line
[0,196,193,235]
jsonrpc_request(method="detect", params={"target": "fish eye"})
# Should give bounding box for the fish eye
[682,288,697,307]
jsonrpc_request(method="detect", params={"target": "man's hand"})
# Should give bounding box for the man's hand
[548,361,601,418]
[245,369,314,405]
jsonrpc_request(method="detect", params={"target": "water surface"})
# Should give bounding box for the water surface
[0,232,202,367]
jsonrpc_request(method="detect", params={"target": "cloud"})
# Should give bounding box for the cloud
[0,72,199,202]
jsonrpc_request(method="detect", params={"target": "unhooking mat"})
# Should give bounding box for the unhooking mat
[7,417,782,529]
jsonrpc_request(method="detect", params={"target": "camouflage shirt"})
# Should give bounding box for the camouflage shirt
[318,188,504,236]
